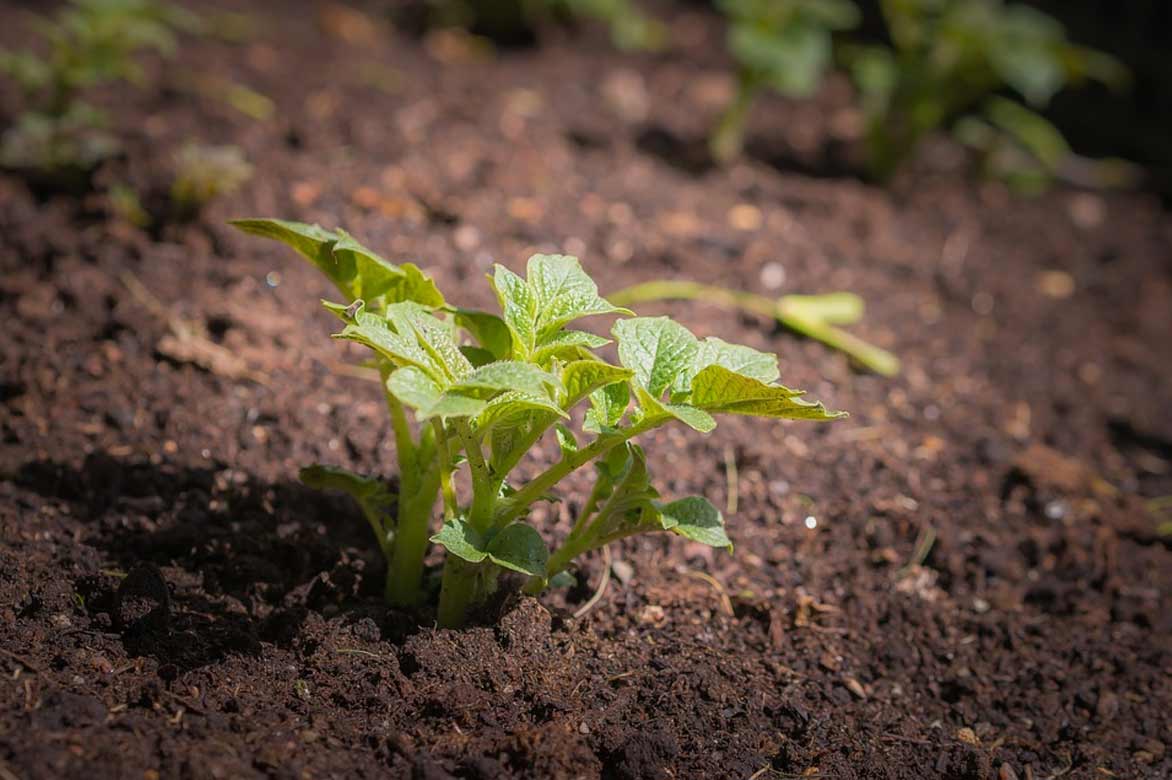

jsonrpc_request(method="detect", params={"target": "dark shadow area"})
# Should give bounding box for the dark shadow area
[746,135,868,182]
[636,123,869,182]
[634,125,717,176]
[10,453,425,670]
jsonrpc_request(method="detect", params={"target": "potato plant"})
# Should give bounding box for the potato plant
[849,0,1127,183]
[232,219,845,627]
[711,0,860,163]
[0,0,198,177]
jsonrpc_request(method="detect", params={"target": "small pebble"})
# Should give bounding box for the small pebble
[955,727,980,746]
[843,677,866,699]
[760,262,786,291]
[728,204,762,231]
[1036,270,1075,300]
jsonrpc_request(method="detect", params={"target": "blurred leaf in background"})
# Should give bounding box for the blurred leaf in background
[847,0,1130,188]
[0,0,199,178]
[711,0,860,163]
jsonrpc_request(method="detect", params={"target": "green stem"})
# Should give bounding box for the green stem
[385,489,433,606]
[543,541,585,587]
[436,556,500,629]
[711,71,761,164]
[495,418,658,527]
[569,472,609,540]
[431,419,458,521]
[455,421,495,532]
[610,280,777,319]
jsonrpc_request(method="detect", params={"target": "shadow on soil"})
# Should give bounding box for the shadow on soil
[9,453,426,671]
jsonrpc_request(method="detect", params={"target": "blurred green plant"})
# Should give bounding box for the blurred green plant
[848,0,1130,186]
[0,0,199,177]
[711,0,860,163]
[170,143,253,220]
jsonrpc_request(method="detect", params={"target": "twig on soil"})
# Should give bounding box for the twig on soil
[685,570,735,616]
[724,445,739,515]
[334,647,391,661]
[750,768,827,780]
[572,547,612,620]
[165,690,208,717]
[120,270,270,385]
[896,525,936,577]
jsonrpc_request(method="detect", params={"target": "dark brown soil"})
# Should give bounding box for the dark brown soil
[2,2,1170,778]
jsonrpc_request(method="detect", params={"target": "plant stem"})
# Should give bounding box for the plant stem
[495,419,657,526]
[710,71,760,164]
[569,472,609,540]
[436,556,499,629]
[385,490,430,606]
[431,419,458,521]
[455,421,495,532]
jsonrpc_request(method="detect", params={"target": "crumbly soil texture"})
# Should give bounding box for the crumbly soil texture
[1,2,1170,779]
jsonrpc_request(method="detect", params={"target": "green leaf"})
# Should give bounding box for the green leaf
[384,303,472,382]
[448,361,558,400]
[527,254,633,338]
[491,264,538,356]
[478,391,565,432]
[453,308,512,360]
[299,464,396,551]
[299,464,389,502]
[531,330,611,366]
[459,346,498,368]
[634,386,716,433]
[430,519,548,577]
[387,262,446,308]
[982,96,1069,170]
[614,316,698,398]
[560,360,634,409]
[232,218,339,273]
[584,381,629,433]
[548,570,577,589]
[231,219,445,307]
[657,496,732,550]
[493,254,631,357]
[673,337,779,395]
[485,522,549,576]
[425,394,491,419]
[689,365,846,421]
[430,518,488,564]
[386,366,442,415]
[328,300,444,379]
[988,5,1067,106]
[554,423,578,456]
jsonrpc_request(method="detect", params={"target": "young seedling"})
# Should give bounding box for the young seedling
[232,219,845,627]
[170,143,253,221]
[0,0,199,180]
[711,0,860,163]
[848,0,1128,185]
[608,280,899,377]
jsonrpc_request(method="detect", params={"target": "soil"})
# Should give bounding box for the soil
[1,2,1171,779]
